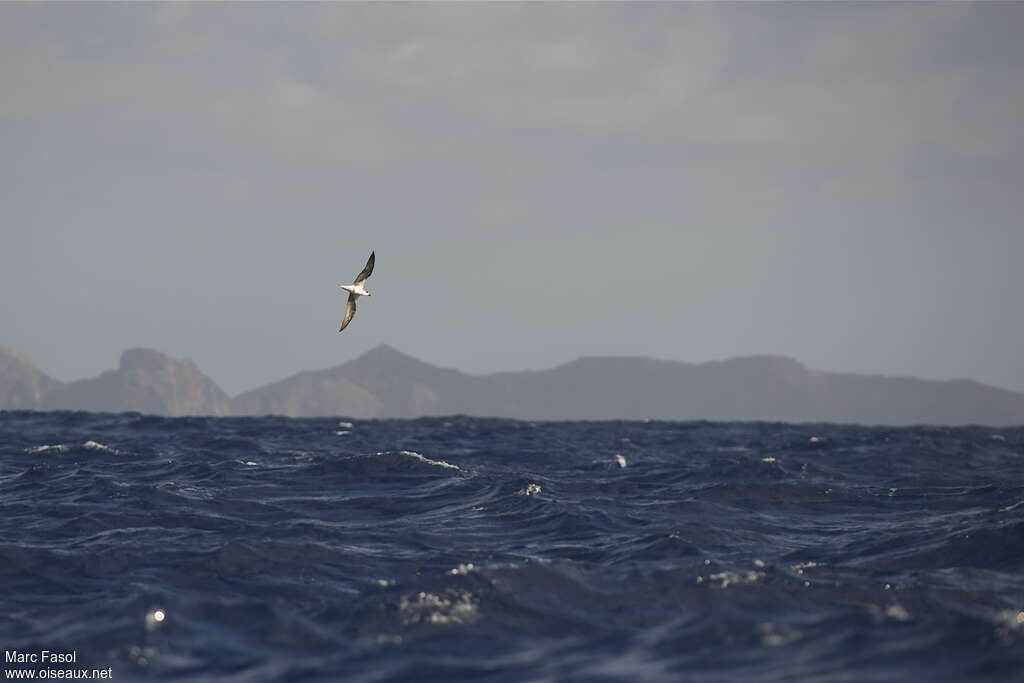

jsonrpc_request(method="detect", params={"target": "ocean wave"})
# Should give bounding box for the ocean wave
[2,413,1023,681]
[24,440,123,455]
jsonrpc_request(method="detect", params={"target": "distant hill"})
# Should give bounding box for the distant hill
[232,345,1024,425]
[485,353,1024,425]
[0,347,230,417]
[2,344,1023,425]
[0,345,57,410]
[232,345,499,418]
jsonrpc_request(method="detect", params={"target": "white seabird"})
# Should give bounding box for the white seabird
[338,251,375,332]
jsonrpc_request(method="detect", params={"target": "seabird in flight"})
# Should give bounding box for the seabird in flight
[338,251,374,332]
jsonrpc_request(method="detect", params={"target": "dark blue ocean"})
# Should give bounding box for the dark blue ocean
[2,411,1024,682]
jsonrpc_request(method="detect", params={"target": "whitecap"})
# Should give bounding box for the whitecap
[517,483,542,496]
[399,590,478,625]
[24,441,121,455]
[25,444,70,454]
[385,450,460,471]
[707,569,764,588]
[83,440,122,454]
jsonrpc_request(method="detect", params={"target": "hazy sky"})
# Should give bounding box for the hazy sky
[2,2,1022,396]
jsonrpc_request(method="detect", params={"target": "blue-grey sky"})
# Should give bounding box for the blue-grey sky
[2,2,1022,396]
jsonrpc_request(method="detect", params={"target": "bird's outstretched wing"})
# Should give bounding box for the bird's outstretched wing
[353,251,375,285]
[339,293,358,332]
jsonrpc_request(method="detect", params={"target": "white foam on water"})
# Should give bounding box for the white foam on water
[399,590,478,625]
[886,604,911,621]
[83,440,121,454]
[25,441,121,455]
[145,608,166,632]
[25,444,70,454]
[517,483,541,496]
[386,450,460,471]
[759,622,802,647]
[706,569,764,588]
[994,609,1024,645]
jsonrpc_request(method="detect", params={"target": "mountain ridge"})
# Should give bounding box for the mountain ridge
[2,344,1023,425]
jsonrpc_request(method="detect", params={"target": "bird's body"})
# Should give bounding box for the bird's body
[338,251,375,332]
[339,283,371,297]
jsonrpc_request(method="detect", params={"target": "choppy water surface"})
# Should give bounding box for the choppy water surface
[2,411,1024,681]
